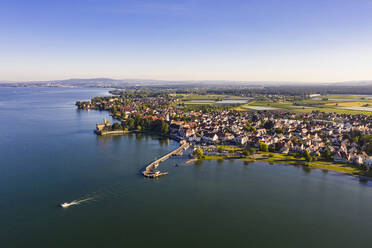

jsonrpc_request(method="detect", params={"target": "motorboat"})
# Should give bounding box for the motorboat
[60,197,93,208]
[60,201,78,208]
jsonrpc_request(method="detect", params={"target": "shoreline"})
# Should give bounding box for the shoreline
[97,128,371,179]
[191,151,371,179]
[95,125,372,180]
[97,129,183,142]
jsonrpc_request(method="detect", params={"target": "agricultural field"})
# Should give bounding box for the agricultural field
[177,94,252,105]
[234,94,372,115]
[325,94,372,100]
[175,93,372,115]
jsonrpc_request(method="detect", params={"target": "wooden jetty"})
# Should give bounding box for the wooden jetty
[142,141,190,178]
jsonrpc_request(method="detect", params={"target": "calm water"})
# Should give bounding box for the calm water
[1,87,372,248]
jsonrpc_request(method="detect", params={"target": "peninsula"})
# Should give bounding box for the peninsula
[76,87,372,178]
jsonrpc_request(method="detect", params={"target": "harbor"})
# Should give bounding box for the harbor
[142,141,190,178]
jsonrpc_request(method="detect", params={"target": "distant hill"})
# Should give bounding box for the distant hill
[1,78,372,91]
[0,78,265,88]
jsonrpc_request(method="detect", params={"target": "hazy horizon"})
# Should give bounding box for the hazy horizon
[2,77,372,85]
[1,0,372,82]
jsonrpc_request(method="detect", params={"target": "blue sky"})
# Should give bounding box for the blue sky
[1,0,372,82]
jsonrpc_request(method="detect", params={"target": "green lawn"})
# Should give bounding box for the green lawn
[200,149,365,176]
[216,145,242,151]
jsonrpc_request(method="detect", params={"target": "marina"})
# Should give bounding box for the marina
[142,141,190,178]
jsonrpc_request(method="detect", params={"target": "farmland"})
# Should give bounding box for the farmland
[174,93,372,115]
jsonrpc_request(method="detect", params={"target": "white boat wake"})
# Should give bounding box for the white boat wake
[59,180,134,209]
[60,197,94,208]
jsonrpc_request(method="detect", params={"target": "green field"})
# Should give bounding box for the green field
[174,93,372,115]
[234,96,372,115]
[176,94,252,105]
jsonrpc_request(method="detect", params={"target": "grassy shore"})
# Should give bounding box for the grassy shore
[201,150,367,177]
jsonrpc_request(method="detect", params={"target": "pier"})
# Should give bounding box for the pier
[142,141,190,178]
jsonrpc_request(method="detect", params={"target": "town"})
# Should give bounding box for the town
[76,90,372,177]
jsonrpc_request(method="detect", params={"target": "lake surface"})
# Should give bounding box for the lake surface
[1,87,372,248]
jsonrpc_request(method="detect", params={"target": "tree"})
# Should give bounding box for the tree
[304,150,312,162]
[322,149,332,160]
[127,118,135,130]
[243,149,250,156]
[112,122,122,130]
[361,163,370,172]
[160,120,169,134]
[244,147,255,156]
[275,128,284,134]
[259,142,269,152]
[112,105,117,113]
[192,148,204,158]
[263,120,275,130]
[252,115,259,122]
[249,147,255,154]
[244,124,256,132]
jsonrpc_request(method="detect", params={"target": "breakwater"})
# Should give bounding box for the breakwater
[95,130,133,135]
[142,141,190,178]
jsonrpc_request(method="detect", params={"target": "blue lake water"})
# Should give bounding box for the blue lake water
[1,87,372,247]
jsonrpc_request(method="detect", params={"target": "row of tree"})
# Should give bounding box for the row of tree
[346,130,372,155]
[121,116,169,134]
